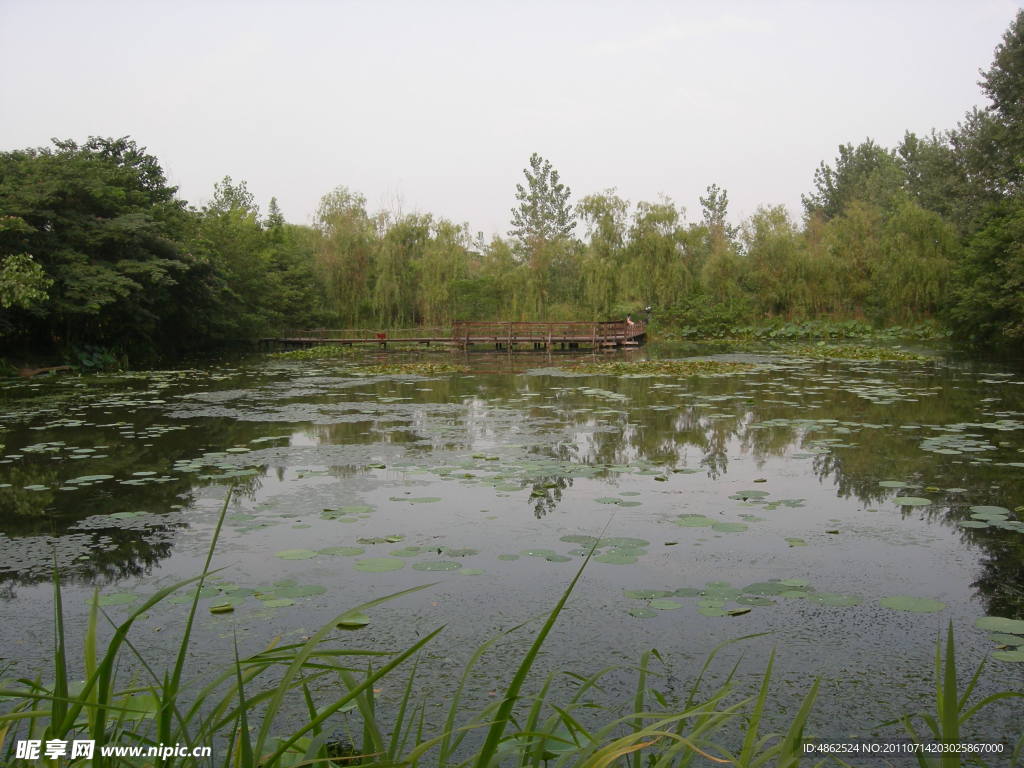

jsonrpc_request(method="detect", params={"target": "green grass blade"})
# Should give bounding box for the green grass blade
[388,654,419,760]
[159,488,233,747]
[48,559,69,735]
[940,622,959,768]
[739,647,775,764]
[231,631,254,768]
[474,538,600,767]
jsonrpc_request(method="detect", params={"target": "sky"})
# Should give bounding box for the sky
[1,0,1019,237]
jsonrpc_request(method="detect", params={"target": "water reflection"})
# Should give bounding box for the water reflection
[0,349,1022,620]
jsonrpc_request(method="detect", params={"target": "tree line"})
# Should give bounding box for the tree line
[2,10,1023,359]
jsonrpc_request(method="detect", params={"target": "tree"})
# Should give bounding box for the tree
[0,137,191,351]
[801,140,905,220]
[949,10,1024,346]
[577,190,628,317]
[509,153,576,243]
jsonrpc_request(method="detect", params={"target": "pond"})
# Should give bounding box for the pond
[1,342,1022,750]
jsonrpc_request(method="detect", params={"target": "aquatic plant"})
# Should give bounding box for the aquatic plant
[783,343,930,361]
[565,360,756,376]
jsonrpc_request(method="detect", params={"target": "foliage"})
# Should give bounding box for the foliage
[566,359,756,376]
[269,344,360,360]
[4,11,1024,355]
[784,343,929,361]
[0,253,51,311]
[353,361,469,375]
[509,152,576,243]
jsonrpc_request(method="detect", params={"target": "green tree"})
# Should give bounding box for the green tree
[314,187,376,326]
[802,140,905,220]
[509,153,576,242]
[949,10,1024,346]
[0,137,191,352]
[577,190,628,318]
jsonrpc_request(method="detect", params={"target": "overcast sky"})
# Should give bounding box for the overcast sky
[1,1,1019,236]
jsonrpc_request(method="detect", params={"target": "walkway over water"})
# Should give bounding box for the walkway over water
[262,320,646,350]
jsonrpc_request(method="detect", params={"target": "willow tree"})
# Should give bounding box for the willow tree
[314,187,376,326]
[577,190,628,319]
[418,219,470,326]
[373,214,430,326]
[627,198,690,310]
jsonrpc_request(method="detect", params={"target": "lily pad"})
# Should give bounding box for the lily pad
[275,549,318,560]
[354,557,405,572]
[991,649,1024,662]
[624,589,672,599]
[892,497,931,506]
[337,611,370,628]
[975,616,1024,634]
[262,598,294,608]
[318,546,365,557]
[880,595,946,613]
[989,633,1024,646]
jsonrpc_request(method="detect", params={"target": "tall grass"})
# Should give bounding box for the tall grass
[1,492,1020,767]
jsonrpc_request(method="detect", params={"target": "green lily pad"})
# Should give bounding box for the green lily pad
[879,480,909,488]
[880,595,946,613]
[970,505,1011,516]
[785,537,807,547]
[673,587,702,597]
[209,603,235,614]
[275,549,318,560]
[892,497,931,506]
[675,515,716,527]
[958,520,989,528]
[523,549,558,558]
[337,611,370,628]
[602,537,650,548]
[262,598,294,608]
[737,596,776,606]
[354,557,405,572]
[991,649,1024,662]
[624,589,672,599]
[975,616,1024,634]
[544,554,573,562]
[318,546,365,557]
[989,633,1024,646]
[497,554,520,561]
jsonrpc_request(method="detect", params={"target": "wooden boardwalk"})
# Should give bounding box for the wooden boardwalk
[261,320,646,351]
